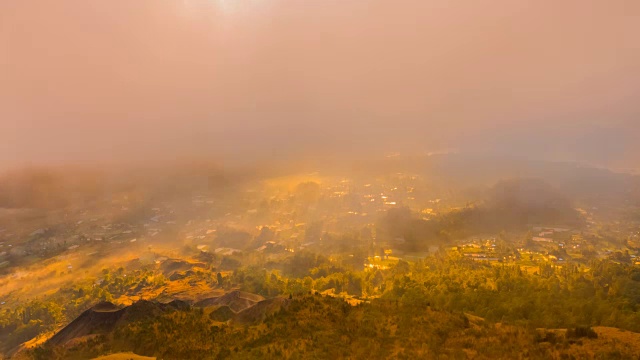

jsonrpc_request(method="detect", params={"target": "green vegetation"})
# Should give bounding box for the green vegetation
[2,163,640,359]
[0,268,165,352]
[5,251,640,358]
[233,253,640,332]
[25,293,640,360]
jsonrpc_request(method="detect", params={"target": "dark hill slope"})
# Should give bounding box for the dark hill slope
[47,300,189,347]
[208,305,235,322]
[234,297,291,324]
[195,290,264,312]
[159,259,206,277]
[48,302,123,347]
[32,294,640,360]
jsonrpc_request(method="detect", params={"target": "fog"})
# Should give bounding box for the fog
[1,0,639,170]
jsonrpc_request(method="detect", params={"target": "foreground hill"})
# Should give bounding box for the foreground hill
[91,353,155,360]
[194,290,265,313]
[17,293,640,360]
[47,300,189,347]
[234,297,291,324]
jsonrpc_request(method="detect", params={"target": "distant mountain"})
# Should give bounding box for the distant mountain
[485,177,584,227]
[352,153,640,206]
[378,177,583,250]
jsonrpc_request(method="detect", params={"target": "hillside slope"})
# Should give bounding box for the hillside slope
[24,294,640,360]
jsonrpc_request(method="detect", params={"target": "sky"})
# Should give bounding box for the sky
[1,0,639,170]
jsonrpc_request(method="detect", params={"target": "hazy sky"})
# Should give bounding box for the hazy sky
[1,0,639,169]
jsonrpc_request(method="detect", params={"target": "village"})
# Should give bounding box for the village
[2,170,640,285]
